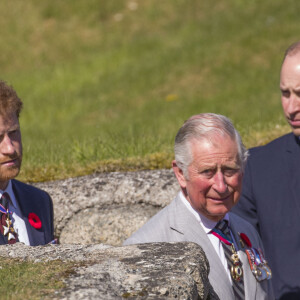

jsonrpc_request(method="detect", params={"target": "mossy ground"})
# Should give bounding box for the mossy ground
[0,258,79,299]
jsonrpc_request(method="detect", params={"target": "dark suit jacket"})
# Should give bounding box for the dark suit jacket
[0,179,54,246]
[232,133,300,300]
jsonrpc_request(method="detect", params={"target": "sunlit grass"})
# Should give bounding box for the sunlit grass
[0,257,77,299]
[0,0,298,181]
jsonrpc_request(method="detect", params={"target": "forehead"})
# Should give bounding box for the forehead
[0,113,19,130]
[190,136,239,164]
[281,55,300,81]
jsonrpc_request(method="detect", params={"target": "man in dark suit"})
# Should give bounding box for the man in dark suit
[0,80,54,245]
[232,41,300,300]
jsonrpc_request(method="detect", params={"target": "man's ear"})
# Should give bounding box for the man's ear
[172,160,187,189]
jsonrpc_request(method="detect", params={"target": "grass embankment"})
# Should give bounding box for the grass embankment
[0,258,77,299]
[1,0,298,182]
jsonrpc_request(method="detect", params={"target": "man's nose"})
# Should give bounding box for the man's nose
[1,135,15,155]
[212,172,227,193]
[287,94,300,115]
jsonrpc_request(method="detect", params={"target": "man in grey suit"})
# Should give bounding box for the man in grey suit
[124,113,274,300]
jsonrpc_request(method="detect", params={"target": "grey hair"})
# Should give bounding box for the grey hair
[174,113,248,178]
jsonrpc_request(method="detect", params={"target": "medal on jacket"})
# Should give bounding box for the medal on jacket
[245,247,272,281]
[0,204,17,241]
[211,225,243,281]
[239,232,272,281]
[230,244,243,281]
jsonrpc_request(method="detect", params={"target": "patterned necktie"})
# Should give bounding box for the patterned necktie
[0,193,18,244]
[213,220,245,300]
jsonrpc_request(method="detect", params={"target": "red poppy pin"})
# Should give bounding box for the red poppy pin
[239,232,252,247]
[28,213,42,229]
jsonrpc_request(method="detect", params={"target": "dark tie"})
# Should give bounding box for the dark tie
[0,193,18,244]
[214,220,245,300]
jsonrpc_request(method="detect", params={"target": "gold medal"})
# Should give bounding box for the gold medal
[231,253,243,281]
[230,244,243,281]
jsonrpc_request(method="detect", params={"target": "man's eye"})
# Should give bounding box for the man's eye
[201,170,214,177]
[9,130,19,138]
[281,90,290,97]
[224,169,238,176]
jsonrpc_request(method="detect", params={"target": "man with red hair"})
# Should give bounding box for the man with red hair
[0,80,54,245]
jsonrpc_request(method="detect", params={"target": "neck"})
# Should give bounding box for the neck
[0,180,9,191]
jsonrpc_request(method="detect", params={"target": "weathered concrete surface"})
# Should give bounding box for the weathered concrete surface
[0,242,219,300]
[59,204,160,245]
[19,171,221,299]
[33,169,179,245]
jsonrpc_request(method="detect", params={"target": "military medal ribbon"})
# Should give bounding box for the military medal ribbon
[0,204,7,214]
[246,248,272,281]
[211,227,232,245]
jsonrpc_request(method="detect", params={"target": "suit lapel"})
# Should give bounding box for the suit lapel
[169,195,234,299]
[12,180,45,246]
[285,134,300,215]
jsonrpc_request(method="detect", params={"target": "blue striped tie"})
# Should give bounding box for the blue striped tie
[215,220,245,300]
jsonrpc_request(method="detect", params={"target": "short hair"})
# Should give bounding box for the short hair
[283,41,300,60]
[0,80,23,118]
[174,113,248,178]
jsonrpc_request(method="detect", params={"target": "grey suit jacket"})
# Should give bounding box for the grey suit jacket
[124,193,274,300]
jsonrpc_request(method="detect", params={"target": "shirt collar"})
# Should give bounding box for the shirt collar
[0,180,17,208]
[178,190,230,234]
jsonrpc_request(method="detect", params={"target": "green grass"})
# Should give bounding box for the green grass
[0,0,298,181]
[0,257,76,299]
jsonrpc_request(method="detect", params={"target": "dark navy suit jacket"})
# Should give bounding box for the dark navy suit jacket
[232,133,300,300]
[0,179,54,246]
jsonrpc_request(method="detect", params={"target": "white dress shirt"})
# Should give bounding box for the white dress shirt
[178,191,233,283]
[0,180,30,245]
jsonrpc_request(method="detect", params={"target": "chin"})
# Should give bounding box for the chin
[208,209,228,219]
[207,213,226,222]
[292,127,300,137]
[210,206,231,218]
[0,169,20,182]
